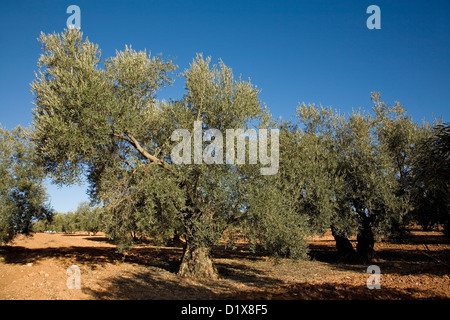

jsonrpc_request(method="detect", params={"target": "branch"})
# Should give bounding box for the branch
[113,133,134,145]
[114,132,177,177]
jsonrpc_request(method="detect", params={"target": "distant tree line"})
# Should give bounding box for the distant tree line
[1,29,448,279]
[31,201,102,236]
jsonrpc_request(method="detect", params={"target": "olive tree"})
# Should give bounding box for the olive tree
[411,122,449,238]
[286,96,416,262]
[0,125,52,243]
[31,29,271,278]
[249,105,343,259]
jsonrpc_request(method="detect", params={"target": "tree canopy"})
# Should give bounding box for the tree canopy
[27,28,448,278]
[0,125,52,244]
[31,29,274,278]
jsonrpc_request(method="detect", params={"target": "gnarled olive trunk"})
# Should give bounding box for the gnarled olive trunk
[331,226,356,261]
[178,193,218,279]
[356,218,375,262]
[178,243,218,279]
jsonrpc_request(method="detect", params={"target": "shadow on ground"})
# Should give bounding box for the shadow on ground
[1,230,448,300]
[0,245,183,274]
[82,267,447,300]
[308,239,450,276]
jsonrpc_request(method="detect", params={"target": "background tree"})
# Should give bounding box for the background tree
[32,202,103,235]
[75,201,103,235]
[0,125,52,244]
[292,104,358,260]
[247,105,343,259]
[39,212,75,233]
[411,122,449,238]
[334,107,408,261]
[284,97,419,262]
[61,211,79,233]
[31,218,48,233]
[371,93,425,240]
[49,212,67,233]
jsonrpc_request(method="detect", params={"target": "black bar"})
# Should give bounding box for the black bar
[0,300,447,319]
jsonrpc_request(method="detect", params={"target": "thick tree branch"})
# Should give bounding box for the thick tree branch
[114,132,178,177]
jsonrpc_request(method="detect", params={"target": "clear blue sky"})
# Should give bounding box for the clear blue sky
[1,0,449,212]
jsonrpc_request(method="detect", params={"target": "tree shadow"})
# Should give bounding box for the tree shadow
[83,236,115,244]
[0,244,183,274]
[375,247,450,276]
[212,244,257,260]
[215,261,284,288]
[0,245,121,266]
[82,267,449,300]
[408,232,447,245]
[83,268,224,300]
[2,241,448,300]
[236,281,449,300]
[308,241,345,264]
[82,257,284,300]
[307,239,450,276]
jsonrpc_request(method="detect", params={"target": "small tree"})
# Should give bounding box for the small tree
[334,108,407,261]
[31,219,48,233]
[0,125,52,244]
[75,201,102,235]
[371,93,426,240]
[62,211,79,233]
[411,122,450,238]
[286,97,416,262]
[249,105,343,259]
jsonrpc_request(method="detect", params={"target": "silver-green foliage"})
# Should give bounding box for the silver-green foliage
[0,125,52,243]
[31,29,269,264]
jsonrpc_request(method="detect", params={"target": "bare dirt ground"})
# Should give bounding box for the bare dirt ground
[0,227,449,300]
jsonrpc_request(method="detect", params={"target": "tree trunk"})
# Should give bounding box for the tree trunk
[166,231,184,247]
[356,218,375,263]
[331,226,356,261]
[178,243,218,279]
